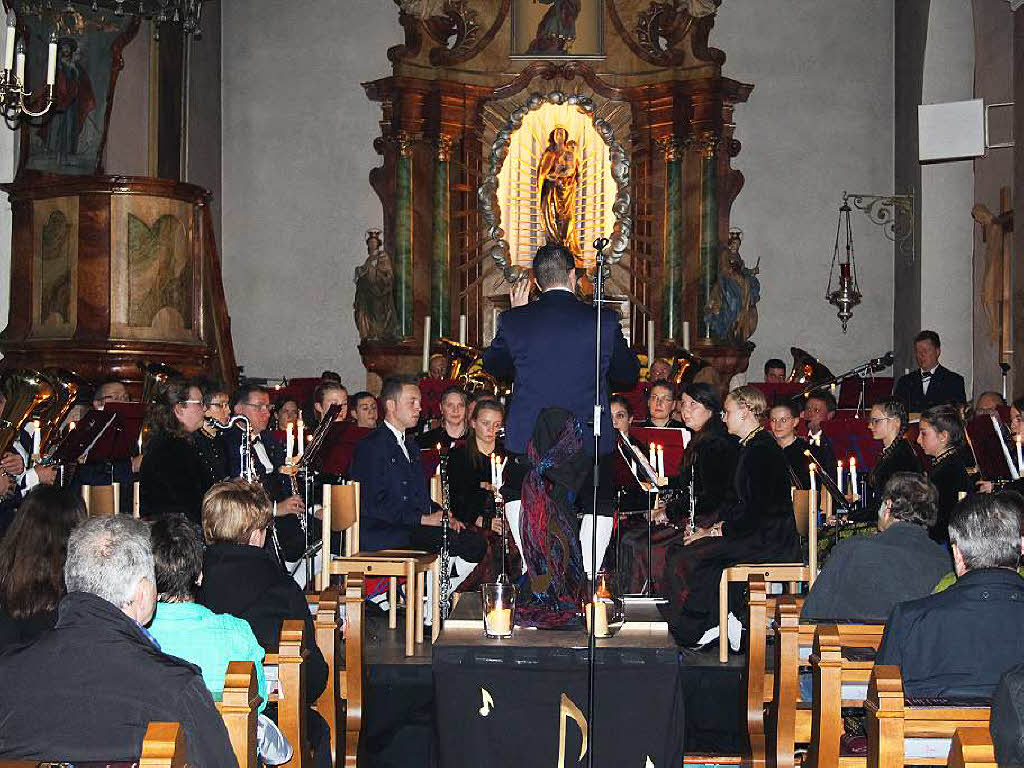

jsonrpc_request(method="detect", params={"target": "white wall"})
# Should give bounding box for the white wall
[919,0,975,395]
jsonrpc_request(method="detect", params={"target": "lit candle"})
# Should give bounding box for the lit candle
[67,421,76,432]
[4,14,15,73]
[849,457,858,499]
[285,423,294,462]
[494,455,503,489]
[585,599,610,638]
[830,383,838,398]
[137,432,143,455]
[485,607,512,635]
[656,444,665,480]
[45,31,56,86]
[682,320,691,351]
[647,320,655,369]
[1016,435,1023,473]
[31,419,40,456]
[490,453,497,487]
[15,39,24,85]
[836,461,844,494]
[459,314,468,345]
[296,418,304,457]
[422,315,431,372]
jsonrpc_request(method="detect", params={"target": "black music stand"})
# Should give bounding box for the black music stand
[288,404,342,581]
[616,435,667,599]
[49,411,118,486]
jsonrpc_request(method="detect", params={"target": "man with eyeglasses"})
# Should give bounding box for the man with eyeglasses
[92,379,130,410]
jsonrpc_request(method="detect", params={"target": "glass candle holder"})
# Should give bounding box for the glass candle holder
[582,570,624,639]
[481,581,516,639]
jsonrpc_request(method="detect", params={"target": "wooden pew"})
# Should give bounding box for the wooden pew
[307,587,340,768]
[0,722,188,768]
[764,596,813,768]
[264,619,309,768]
[339,575,365,768]
[865,666,991,767]
[946,728,996,768]
[745,574,774,768]
[215,660,260,768]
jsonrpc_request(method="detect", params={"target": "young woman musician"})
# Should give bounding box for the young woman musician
[866,396,921,504]
[917,403,973,542]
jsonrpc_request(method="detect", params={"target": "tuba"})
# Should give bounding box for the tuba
[33,370,84,458]
[436,338,507,395]
[669,350,710,386]
[788,347,834,388]
[0,370,55,475]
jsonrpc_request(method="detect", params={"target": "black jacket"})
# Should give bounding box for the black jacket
[927,449,974,543]
[668,430,739,527]
[991,663,1024,768]
[197,541,327,704]
[446,442,498,528]
[868,438,922,496]
[0,604,56,651]
[876,567,1024,698]
[893,365,968,412]
[139,433,210,524]
[801,521,952,622]
[0,592,234,766]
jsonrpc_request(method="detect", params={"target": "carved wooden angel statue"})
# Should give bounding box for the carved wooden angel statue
[353,230,399,341]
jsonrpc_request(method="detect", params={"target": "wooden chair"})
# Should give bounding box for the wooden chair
[0,722,187,768]
[865,665,991,768]
[215,660,260,768]
[80,481,140,517]
[946,728,996,768]
[745,574,775,768]
[718,488,817,662]
[264,619,309,768]
[319,481,440,656]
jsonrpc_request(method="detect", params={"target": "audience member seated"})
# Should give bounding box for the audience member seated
[866,396,921,504]
[801,472,951,621]
[196,480,330,765]
[0,515,235,765]
[0,485,86,649]
[349,375,486,583]
[876,493,1024,698]
[662,385,798,648]
[769,401,811,488]
[311,380,349,428]
[975,390,1006,416]
[918,404,974,542]
[417,385,469,450]
[141,379,223,525]
[893,330,968,412]
[764,358,787,383]
[990,663,1024,768]
[350,391,378,429]
[275,398,301,431]
[640,381,685,428]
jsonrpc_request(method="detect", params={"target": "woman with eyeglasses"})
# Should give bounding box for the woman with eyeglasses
[141,378,226,524]
[866,396,921,505]
[193,384,230,491]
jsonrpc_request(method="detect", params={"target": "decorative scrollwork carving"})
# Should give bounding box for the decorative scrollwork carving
[844,191,915,261]
[634,2,694,66]
[423,0,480,56]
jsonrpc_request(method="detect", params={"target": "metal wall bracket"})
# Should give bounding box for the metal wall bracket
[843,191,915,262]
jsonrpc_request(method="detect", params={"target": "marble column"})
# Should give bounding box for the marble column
[394,132,414,338]
[431,135,453,340]
[659,137,684,341]
[697,133,719,341]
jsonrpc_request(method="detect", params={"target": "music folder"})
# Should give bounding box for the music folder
[85,402,144,462]
[49,410,117,466]
[297,404,342,470]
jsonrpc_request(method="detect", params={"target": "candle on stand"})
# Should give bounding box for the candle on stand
[808,460,817,516]
[682,321,691,350]
[585,599,610,638]
[137,432,143,455]
[849,457,858,499]
[459,314,468,345]
[1016,436,1023,473]
[45,31,56,86]
[285,423,294,462]
[4,15,15,73]
[31,420,40,456]
[836,461,844,494]
[14,39,23,85]
[490,453,498,487]
[422,315,431,371]
[648,442,656,471]
[656,444,665,480]
[647,320,655,368]
[296,419,305,458]
[67,421,76,432]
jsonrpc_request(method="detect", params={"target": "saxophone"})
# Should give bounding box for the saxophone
[438,445,453,619]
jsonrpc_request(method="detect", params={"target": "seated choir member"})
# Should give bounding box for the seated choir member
[763,358,787,383]
[990,663,1024,768]
[801,472,951,621]
[662,385,798,649]
[640,381,685,428]
[147,514,292,766]
[876,493,1024,698]
[193,384,229,487]
[140,378,224,525]
[769,401,812,488]
[802,391,839,480]
[311,380,349,427]
[866,396,921,503]
[620,383,740,595]
[350,390,378,429]
[349,375,486,590]
[0,516,235,766]
[275,398,301,431]
[975,390,1006,416]
[417,385,469,450]
[197,480,331,766]
[0,485,86,649]
[917,403,973,542]
[893,329,967,412]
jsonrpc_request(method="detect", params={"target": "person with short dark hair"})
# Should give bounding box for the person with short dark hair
[641,381,684,428]
[801,472,952,621]
[417,385,469,450]
[918,404,973,542]
[876,493,1024,698]
[350,391,378,429]
[769,401,811,489]
[893,330,967,411]
[764,358,787,383]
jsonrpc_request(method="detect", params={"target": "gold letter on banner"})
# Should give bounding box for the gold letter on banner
[557,693,588,766]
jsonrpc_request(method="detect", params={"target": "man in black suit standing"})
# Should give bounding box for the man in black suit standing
[482,244,640,577]
[893,330,967,412]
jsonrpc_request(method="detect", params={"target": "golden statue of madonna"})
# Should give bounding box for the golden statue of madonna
[537,126,582,263]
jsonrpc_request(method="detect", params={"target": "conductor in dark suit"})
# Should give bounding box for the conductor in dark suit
[893,330,967,412]
[481,244,641,577]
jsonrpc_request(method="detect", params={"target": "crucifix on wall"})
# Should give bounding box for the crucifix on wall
[972,188,1014,365]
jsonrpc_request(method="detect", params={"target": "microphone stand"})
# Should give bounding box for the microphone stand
[586,237,610,768]
[1001,362,1011,402]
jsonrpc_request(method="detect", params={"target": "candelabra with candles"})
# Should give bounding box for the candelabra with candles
[0,14,56,128]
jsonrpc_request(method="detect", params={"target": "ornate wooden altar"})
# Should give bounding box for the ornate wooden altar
[0,174,237,390]
[359,0,754,384]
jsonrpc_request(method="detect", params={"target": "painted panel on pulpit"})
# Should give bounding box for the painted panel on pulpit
[110,195,198,343]
[31,196,78,338]
[511,0,604,58]
[17,7,139,176]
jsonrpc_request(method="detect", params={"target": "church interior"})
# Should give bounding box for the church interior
[0,0,1023,766]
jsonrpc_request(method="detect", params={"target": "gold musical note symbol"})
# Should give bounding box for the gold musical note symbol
[557,693,588,767]
[479,687,494,717]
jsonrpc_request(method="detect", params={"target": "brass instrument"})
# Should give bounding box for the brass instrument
[788,347,835,388]
[436,338,508,395]
[33,370,84,460]
[438,445,453,619]
[670,349,710,386]
[0,370,56,496]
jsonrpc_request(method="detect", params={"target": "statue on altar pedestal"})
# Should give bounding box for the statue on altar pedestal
[538,127,582,264]
[353,229,399,341]
[705,228,760,344]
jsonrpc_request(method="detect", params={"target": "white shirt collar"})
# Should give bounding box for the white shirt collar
[384,419,406,444]
[922,366,938,375]
[544,286,575,294]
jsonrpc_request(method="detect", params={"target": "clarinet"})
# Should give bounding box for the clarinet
[438,445,453,620]
[688,459,697,533]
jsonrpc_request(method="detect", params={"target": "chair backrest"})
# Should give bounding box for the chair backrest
[215,661,259,768]
[82,483,121,517]
[264,619,308,768]
[792,487,818,582]
[342,574,365,767]
[320,481,361,589]
[745,574,773,768]
[308,586,340,767]
[138,722,188,768]
[947,727,996,768]
[793,489,810,538]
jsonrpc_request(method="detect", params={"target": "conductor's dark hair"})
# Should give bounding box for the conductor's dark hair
[151,514,204,602]
[920,404,965,448]
[381,375,419,407]
[533,244,575,289]
[805,390,838,414]
[914,330,941,348]
[764,358,786,375]
[610,394,633,416]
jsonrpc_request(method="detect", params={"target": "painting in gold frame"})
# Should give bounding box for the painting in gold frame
[31,196,79,339]
[511,0,604,59]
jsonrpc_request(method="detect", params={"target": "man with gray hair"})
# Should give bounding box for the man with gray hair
[876,493,1024,698]
[0,516,234,766]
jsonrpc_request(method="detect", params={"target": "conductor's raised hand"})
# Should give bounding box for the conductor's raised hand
[510,277,532,308]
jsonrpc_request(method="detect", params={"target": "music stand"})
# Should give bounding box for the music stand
[617,434,668,599]
[84,403,144,464]
[628,426,690,478]
[966,413,1018,481]
[49,411,118,485]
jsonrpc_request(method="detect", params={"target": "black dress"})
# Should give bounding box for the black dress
[619,429,740,595]
[140,432,213,525]
[662,428,799,646]
[867,438,922,500]
[781,437,812,489]
[926,447,973,543]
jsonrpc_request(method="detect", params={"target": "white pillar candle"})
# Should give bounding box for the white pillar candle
[4,17,15,72]
[137,432,143,455]
[31,419,40,456]
[459,314,468,345]
[849,457,858,498]
[15,41,24,86]
[647,320,655,368]
[836,461,844,494]
[808,461,817,512]
[422,315,432,371]
[648,442,656,470]
[656,444,665,479]
[296,419,304,457]
[491,308,498,342]
[1016,435,1023,473]
[67,421,76,432]
[285,423,294,462]
[45,32,56,86]
[682,321,691,350]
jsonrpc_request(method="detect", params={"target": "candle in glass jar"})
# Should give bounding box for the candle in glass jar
[585,600,610,638]
[485,607,512,635]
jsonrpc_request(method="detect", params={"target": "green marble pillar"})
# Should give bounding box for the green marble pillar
[662,138,683,340]
[394,134,414,338]
[698,136,719,341]
[431,137,452,340]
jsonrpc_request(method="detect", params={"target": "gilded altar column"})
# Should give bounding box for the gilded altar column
[394,132,415,338]
[431,135,453,340]
[697,132,720,341]
[659,137,684,340]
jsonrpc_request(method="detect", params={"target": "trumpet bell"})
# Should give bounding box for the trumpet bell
[0,369,55,460]
[788,347,834,387]
[436,337,507,396]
